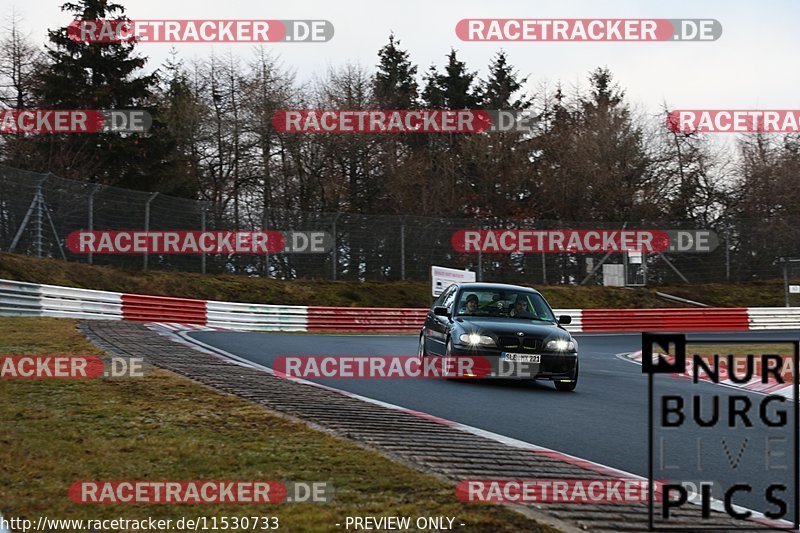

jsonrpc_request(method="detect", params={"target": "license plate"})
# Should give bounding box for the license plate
[502,352,540,363]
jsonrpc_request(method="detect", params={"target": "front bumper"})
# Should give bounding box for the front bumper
[449,344,578,380]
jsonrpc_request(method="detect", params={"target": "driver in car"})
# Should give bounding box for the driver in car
[459,294,480,315]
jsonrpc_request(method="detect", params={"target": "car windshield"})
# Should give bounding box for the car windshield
[455,289,556,321]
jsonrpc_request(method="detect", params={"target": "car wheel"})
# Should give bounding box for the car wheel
[554,361,578,392]
[443,337,459,379]
[417,333,427,360]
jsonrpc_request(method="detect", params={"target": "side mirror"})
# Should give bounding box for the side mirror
[558,315,572,325]
[433,306,451,318]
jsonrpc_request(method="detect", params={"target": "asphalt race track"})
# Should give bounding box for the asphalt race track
[188,330,800,519]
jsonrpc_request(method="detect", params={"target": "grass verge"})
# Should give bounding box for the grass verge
[0,317,552,532]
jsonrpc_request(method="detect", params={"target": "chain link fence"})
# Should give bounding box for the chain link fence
[0,164,796,285]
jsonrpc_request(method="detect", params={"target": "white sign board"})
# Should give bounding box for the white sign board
[603,264,625,287]
[431,266,476,297]
[627,250,643,264]
[790,285,800,294]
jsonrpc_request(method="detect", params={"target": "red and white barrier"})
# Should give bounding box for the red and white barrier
[580,308,750,332]
[0,279,122,320]
[307,306,428,333]
[122,294,206,324]
[0,278,798,333]
[746,307,800,330]
[206,300,308,332]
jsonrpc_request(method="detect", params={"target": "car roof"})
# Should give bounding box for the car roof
[455,282,543,296]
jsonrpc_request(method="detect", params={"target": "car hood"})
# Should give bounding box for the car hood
[454,317,569,338]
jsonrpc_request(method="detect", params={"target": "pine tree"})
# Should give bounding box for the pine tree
[39,0,155,108]
[373,33,418,109]
[8,0,180,193]
[420,65,444,108]
[462,51,534,218]
[421,49,480,109]
[480,51,530,110]
[417,50,482,216]
[578,67,651,221]
[372,34,421,217]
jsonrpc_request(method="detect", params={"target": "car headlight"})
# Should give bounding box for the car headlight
[546,339,575,351]
[459,333,496,346]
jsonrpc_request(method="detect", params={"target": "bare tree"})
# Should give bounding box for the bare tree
[0,10,42,110]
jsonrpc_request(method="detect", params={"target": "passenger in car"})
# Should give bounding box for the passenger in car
[509,295,534,318]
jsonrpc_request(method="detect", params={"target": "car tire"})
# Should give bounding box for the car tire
[417,333,427,360]
[554,361,579,392]
[443,337,458,379]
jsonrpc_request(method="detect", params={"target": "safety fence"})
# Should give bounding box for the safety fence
[0,278,797,333]
[4,165,800,286]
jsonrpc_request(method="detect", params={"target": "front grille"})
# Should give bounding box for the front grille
[499,336,543,352]
[523,337,543,351]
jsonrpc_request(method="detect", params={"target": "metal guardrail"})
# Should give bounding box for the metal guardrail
[121,294,205,324]
[0,278,798,333]
[580,308,751,332]
[747,308,800,330]
[206,300,308,332]
[0,279,42,316]
[40,283,122,320]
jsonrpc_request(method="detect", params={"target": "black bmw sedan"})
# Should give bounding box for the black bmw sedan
[417,282,579,391]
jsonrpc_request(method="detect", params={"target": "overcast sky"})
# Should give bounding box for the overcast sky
[3,0,798,114]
